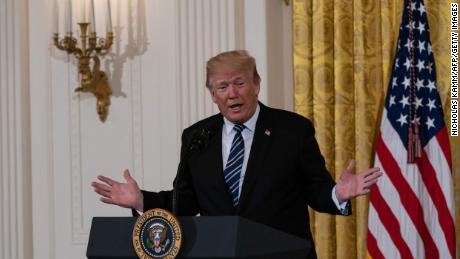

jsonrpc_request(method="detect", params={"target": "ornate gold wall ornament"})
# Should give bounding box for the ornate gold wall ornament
[53,23,114,122]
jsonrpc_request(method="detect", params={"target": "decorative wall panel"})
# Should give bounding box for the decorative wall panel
[177,0,240,129]
[0,0,31,258]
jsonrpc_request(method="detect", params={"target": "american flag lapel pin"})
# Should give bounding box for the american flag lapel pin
[264,129,271,136]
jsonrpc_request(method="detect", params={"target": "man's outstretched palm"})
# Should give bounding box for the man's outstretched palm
[91,170,144,212]
[335,160,382,203]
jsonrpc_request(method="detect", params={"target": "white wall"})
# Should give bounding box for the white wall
[244,0,293,111]
[0,0,292,258]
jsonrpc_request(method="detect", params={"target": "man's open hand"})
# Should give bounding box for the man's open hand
[335,160,383,203]
[91,169,144,212]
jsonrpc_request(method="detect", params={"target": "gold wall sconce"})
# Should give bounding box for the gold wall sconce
[53,0,114,122]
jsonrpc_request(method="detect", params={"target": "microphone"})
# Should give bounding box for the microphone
[172,127,214,215]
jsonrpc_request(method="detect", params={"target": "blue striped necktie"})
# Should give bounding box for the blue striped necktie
[224,124,245,207]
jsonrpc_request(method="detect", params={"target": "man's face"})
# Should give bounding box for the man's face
[209,69,260,124]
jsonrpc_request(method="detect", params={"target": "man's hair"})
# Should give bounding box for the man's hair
[205,50,261,89]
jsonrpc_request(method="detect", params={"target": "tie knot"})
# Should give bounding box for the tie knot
[233,124,245,133]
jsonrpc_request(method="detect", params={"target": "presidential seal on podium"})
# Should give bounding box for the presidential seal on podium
[132,208,182,259]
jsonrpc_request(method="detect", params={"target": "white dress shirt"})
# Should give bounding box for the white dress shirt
[222,105,260,197]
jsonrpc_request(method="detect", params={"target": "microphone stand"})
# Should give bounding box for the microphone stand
[172,128,212,215]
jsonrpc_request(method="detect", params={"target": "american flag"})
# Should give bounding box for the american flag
[367,0,456,259]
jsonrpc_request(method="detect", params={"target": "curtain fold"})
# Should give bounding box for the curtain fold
[293,0,459,258]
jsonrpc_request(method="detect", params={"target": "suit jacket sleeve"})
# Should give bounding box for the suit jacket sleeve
[299,119,347,215]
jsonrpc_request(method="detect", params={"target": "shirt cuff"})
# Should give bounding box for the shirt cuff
[332,185,349,214]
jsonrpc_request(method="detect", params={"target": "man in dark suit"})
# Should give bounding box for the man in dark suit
[92,50,382,258]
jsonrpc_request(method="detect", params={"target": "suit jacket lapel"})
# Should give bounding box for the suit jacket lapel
[238,104,273,211]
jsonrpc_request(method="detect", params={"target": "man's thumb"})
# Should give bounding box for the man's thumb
[342,160,356,178]
[123,169,133,182]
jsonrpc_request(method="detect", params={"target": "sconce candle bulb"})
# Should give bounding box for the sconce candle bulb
[53,0,58,33]
[66,0,73,32]
[89,0,96,32]
[106,0,112,32]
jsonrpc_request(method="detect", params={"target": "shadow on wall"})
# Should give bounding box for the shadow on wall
[104,0,149,98]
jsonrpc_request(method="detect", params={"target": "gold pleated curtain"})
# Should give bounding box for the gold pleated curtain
[293,0,460,259]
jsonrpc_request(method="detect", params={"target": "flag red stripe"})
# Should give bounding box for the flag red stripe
[435,128,452,169]
[370,185,414,259]
[376,134,439,259]
[416,147,456,258]
[367,230,385,259]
